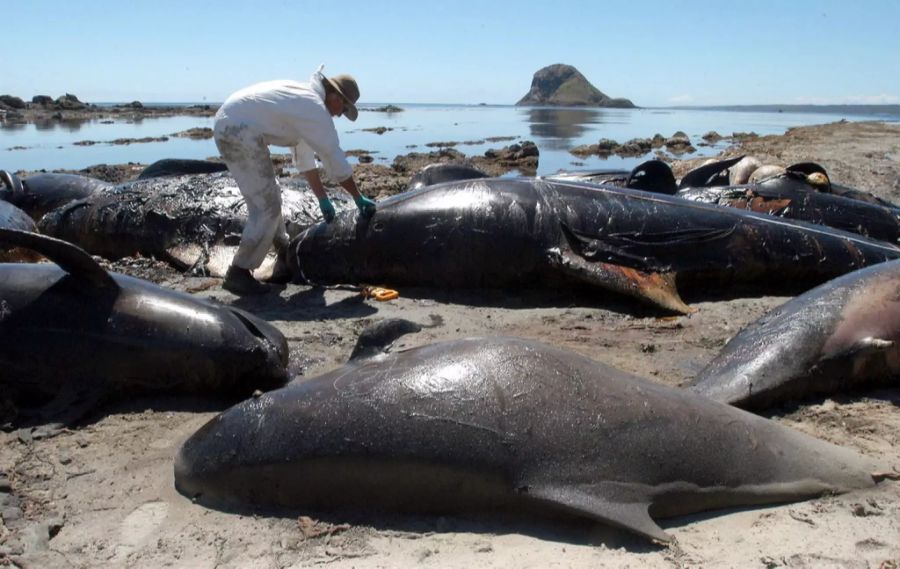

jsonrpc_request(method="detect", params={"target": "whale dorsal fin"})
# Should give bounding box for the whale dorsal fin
[0,228,117,289]
[678,155,745,189]
[626,160,677,194]
[348,318,423,362]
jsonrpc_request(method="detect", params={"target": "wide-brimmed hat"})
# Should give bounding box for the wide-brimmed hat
[325,74,359,121]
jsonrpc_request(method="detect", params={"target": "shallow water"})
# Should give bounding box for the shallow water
[1,104,895,174]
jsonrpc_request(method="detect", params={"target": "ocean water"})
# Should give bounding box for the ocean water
[2,104,896,175]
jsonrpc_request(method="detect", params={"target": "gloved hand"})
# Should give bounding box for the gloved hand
[354,195,377,218]
[318,197,336,223]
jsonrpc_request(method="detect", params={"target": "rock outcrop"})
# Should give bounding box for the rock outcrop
[516,64,635,108]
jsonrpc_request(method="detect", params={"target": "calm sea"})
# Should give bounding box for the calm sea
[2,104,898,174]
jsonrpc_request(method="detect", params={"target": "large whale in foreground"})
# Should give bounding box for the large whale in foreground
[174,336,880,543]
[0,229,289,412]
[287,177,900,313]
[688,259,900,409]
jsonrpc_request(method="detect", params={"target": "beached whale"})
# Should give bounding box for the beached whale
[677,180,900,243]
[287,177,900,313]
[687,259,900,409]
[31,171,350,277]
[678,158,900,212]
[137,158,229,180]
[407,163,488,190]
[0,228,289,415]
[1,169,110,219]
[174,336,880,543]
[546,159,683,194]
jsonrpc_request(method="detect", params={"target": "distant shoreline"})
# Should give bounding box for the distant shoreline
[664,103,900,118]
[4,100,900,121]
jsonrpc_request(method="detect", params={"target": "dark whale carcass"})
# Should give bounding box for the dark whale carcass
[137,158,229,180]
[687,259,900,409]
[174,336,879,543]
[777,161,900,211]
[287,177,900,313]
[1,169,111,219]
[547,158,690,194]
[0,228,289,410]
[677,158,900,213]
[34,171,350,277]
[406,163,488,190]
[677,176,900,243]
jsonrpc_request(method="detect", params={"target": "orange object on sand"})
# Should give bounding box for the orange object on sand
[362,286,399,301]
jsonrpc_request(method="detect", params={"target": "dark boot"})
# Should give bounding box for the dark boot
[223,266,271,295]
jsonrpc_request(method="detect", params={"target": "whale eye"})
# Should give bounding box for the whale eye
[372,220,385,231]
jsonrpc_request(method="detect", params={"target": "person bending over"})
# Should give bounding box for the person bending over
[213,64,376,295]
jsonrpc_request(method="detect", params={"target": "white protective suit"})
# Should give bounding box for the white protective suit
[213,65,354,270]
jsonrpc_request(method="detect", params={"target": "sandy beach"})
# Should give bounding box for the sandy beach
[1,120,899,569]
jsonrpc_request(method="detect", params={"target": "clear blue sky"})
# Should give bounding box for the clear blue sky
[5,0,900,107]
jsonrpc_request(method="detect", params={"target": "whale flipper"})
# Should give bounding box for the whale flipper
[348,318,424,361]
[678,155,746,189]
[526,483,669,543]
[0,228,116,289]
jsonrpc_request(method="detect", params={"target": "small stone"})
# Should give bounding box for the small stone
[2,506,23,521]
[20,522,52,552]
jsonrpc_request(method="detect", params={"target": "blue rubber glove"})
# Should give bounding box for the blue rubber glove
[354,195,377,218]
[318,198,335,223]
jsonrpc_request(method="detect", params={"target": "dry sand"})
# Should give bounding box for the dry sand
[1,120,899,568]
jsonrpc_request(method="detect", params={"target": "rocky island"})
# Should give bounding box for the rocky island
[516,64,636,108]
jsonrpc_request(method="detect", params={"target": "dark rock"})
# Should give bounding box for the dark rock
[55,93,86,110]
[517,64,636,108]
[665,131,693,150]
[425,141,458,148]
[570,144,595,157]
[731,131,759,141]
[172,127,213,139]
[596,138,619,154]
[478,141,539,174]
[570,138,622,157]
[363,105,403,113]
[392,148,468,173]
[617,138,652,157]
[129,100,143,108]
[79,163,141,184]
[702,131,723,142]
[32,95,53,106]
[0,95,26,109]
